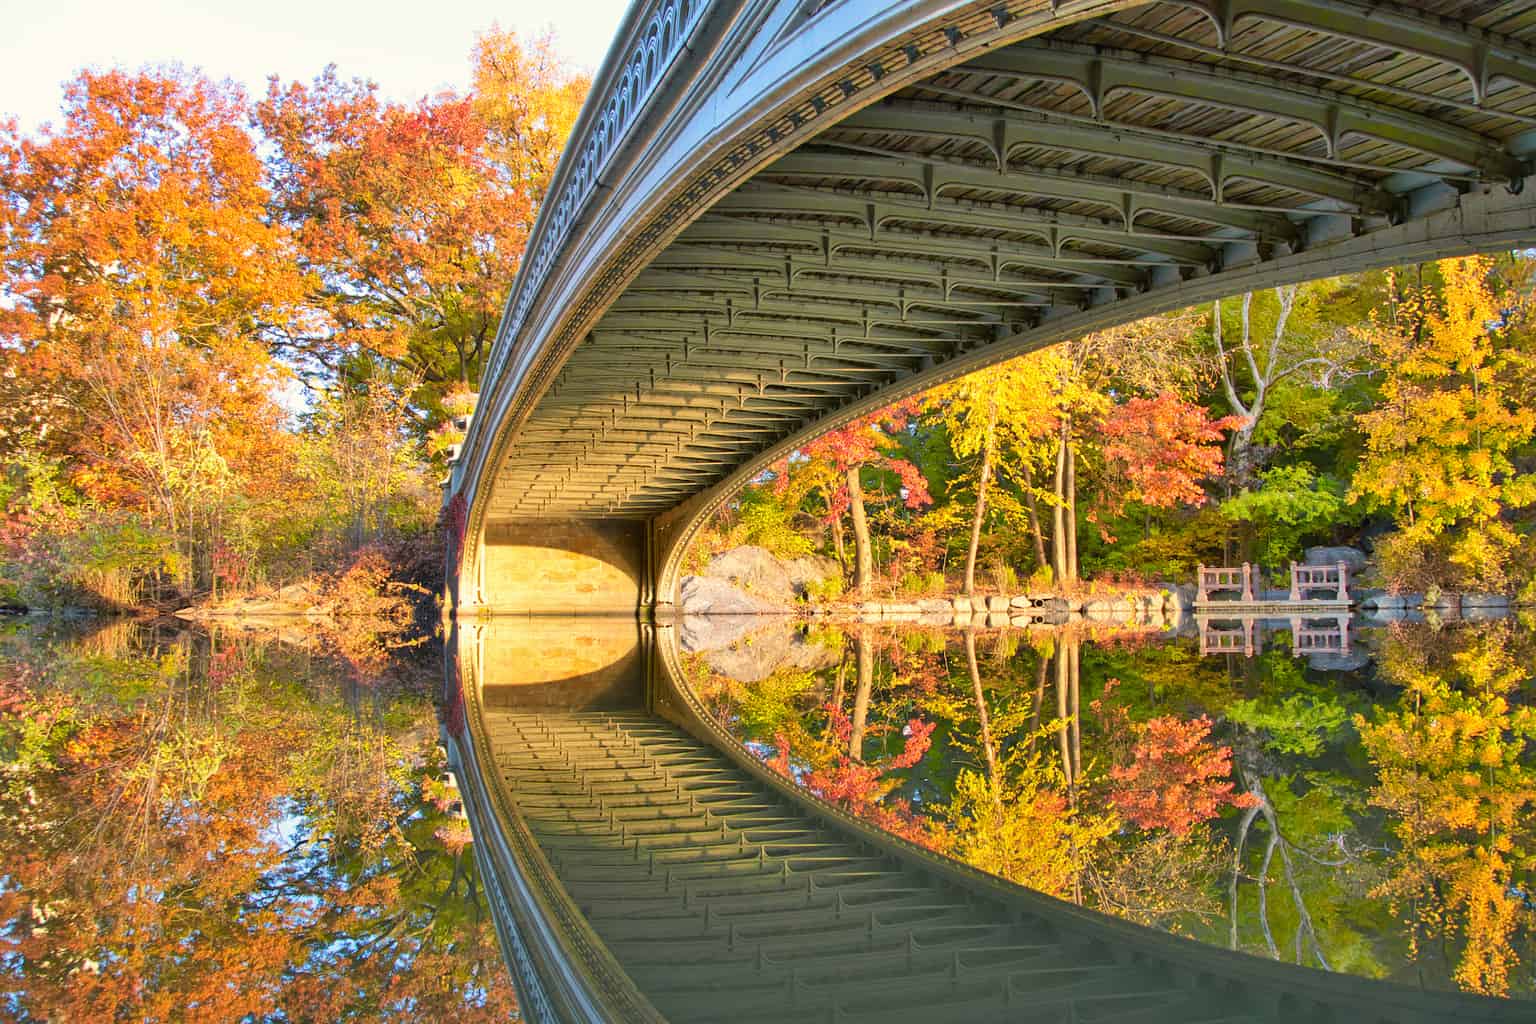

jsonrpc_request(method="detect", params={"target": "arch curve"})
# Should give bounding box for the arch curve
[450,0,1536,618]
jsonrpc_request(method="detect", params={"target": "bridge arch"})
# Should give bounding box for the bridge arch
[449,0,1536,617]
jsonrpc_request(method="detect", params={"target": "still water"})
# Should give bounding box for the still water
[0,618,516,1022]
[674,614,1536,1002]
[4,613,1534,1018]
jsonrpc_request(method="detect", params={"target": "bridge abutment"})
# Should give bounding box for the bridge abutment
[460,517,649,616]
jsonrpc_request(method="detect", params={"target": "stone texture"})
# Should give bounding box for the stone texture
[780,553,841,597]
[1461,593,1510,609]
[1303,546,1368,573]
[1308,650,1371,672]
[985,596,1011,612]
[686,620,841,682]
[678,575,788,615]
[480,518,645,614]
[703,546,797,604]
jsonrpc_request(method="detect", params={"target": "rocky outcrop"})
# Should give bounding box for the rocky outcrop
[678,575,789,615]
[696,546,841,608]
[679,617,841,682]
[1303,546,1368,574]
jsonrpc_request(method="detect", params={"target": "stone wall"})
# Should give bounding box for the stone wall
[477,518,646,615]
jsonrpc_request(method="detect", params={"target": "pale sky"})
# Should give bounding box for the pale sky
[2,0,633,132]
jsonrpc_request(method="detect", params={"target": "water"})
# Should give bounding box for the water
[674,614,1536,1002]
[0,618,516,1022]
[6,612,1533,1017]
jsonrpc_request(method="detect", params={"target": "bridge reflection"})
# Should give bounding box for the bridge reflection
[1195,614,1352,661]
[445,618,1525,1024]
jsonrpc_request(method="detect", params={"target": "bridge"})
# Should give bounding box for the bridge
[443,618,1528,1022]
[447,0,1536,618]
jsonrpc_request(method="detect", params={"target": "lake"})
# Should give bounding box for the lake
[4,612,1533,1018]
[0,618,516,1022]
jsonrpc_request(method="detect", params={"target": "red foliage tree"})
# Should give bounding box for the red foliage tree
[1099,393,1241,513]
[1108,714,1258,836]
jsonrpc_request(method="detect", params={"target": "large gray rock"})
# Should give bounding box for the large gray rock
[1308,650,1371,672]
[689,620,841,682]
[1462,593,1510,609]
[1303,546,1368,574]
[703,546,797,604]
[679,575,789,615]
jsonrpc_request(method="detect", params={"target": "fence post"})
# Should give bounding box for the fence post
[1241,563,1254,602]
[1289,562,1301,602]
[1196,564,1207,604]
[1337,562,1349,604]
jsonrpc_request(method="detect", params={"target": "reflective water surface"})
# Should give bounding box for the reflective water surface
[0,618,516,1022]
[674,614,1536,1001]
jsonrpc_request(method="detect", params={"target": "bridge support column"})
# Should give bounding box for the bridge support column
[463,518,649,616]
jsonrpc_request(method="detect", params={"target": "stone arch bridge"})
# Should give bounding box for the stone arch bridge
[447,0,1536,616]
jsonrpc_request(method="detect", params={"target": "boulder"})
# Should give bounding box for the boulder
[1303,546,1368,574]
[692,622,841,682]
[916,599,954,615]
[1359,591,1407,612]
[702,546,796,604]
[985,595,1011,612]
[1308,650,1371,673]
[1462,593,1510,609]
[1464,603,1511,622]
[678,575,788,615]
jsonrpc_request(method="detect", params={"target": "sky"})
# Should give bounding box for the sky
[1,0,633,132]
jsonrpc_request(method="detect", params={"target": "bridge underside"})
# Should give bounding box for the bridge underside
[470,0,1536,613]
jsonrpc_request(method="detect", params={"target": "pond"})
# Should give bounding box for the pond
[0,618,516,1022]
[674,613,1536,1002]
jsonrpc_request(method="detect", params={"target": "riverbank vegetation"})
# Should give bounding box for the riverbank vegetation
[0,34,587,613]
[693,255,1536,601]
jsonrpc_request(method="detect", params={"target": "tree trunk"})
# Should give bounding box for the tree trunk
[1052,422,1069,584]
[850,630,873,760]
[965,629,1002,809]
[1064,437,1078,582]
[963,402,998,596]
[831,515,847,571]
[1019,460,1048,573]
[847,467,873,594]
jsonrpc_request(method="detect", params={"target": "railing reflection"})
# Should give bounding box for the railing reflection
[1196,613,1351,659]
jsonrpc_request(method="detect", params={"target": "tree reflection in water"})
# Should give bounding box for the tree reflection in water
[680,617,1536,1000]
[0,619,514,1022]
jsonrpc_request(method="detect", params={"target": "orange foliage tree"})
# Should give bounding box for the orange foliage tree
[1108,714,1259,837]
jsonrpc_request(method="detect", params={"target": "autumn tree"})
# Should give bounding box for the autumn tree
[1099,393,1237,517]
[789,401,932,594]
[1108,714,1257,837]
[925,362,1056,594]
[1350,255,1536,591]
[0,69,309,594]
[257,33,588,424]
